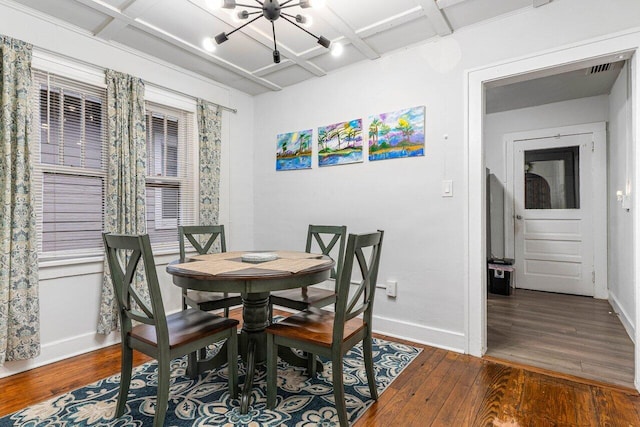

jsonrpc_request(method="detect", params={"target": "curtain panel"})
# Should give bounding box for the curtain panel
[97,70,147,334]
[0,35,39,365]
[197,100,222,226]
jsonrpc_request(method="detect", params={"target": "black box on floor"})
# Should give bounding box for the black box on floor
[487,263,514,295]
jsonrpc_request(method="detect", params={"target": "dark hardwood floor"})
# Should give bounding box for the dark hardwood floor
[1,308,639,425]
[487,288,635,388]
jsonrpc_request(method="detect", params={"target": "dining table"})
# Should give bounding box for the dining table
[166,250,334,414]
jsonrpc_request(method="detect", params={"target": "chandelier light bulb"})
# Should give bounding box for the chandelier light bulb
[330,42,344,57]
[309,0,326,8]
[202,37,217,52]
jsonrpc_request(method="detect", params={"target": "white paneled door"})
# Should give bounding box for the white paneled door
[513,133,595,296]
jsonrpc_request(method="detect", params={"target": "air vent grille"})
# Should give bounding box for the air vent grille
[589,63,612,74]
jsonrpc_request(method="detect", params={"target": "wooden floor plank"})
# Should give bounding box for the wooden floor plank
[487,289,635,388]
[2,308,640,425]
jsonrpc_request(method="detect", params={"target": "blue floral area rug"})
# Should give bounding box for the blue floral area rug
[0,338,421,426]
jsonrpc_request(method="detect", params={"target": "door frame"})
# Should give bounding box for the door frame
[504,123,607,298]
[464,28,640,389]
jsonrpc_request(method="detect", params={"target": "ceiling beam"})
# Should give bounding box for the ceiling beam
[435,0,467,9]
[532,0,551,7]
[313,5,380,60]
[95,0,163,40]
[357,7,425,39]
[191,0,327,77]
[415,0,452,36]
[72,0,281,91]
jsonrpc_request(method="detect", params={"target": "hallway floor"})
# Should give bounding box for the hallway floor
[486,289,635,388]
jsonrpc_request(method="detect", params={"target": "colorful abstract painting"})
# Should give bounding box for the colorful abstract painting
[368,106,425,161]
[318,119,363,167]
[276,129,313,171]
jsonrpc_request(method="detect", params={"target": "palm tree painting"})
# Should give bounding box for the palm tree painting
[317,119,363,167]
[368,106,425,161]
[276,129,313,171]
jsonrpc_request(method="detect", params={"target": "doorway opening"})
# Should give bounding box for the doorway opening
[466,40,638,389]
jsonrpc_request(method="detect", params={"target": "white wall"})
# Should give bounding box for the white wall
[0,2,255,377]
[608,62,635,339]
[484,95,610,257]
[252,0,640,352]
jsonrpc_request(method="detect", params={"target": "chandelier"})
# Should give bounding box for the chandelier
[204,0,332,64]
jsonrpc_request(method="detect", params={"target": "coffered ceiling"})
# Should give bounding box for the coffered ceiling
[7,0,547,95]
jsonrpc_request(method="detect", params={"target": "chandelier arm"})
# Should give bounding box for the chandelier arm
[281,3,304,9]
[280,14,322,40]
[271,21,278,52]
[253,0,263,4]
[226,14,264,38]
[280,0,297,6]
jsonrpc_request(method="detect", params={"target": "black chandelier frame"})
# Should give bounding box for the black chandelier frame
[212,0,331,64]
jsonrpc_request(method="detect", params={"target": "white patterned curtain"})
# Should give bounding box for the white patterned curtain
[0,35,39,365]
[97,70,147,334]
[197,100,222,228]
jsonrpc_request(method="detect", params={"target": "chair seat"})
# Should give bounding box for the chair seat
[270,287,336,309]
[131,308,239,349]
[185,290,243,310]
[266,307,365,348]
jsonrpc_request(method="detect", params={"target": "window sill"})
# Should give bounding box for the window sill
[39,247,181,281]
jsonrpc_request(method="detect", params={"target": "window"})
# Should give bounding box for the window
[32,70,107,258]
[145,102,196,247]
[32,70,197,259]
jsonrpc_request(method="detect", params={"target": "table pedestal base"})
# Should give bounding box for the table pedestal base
[186,291,324,415]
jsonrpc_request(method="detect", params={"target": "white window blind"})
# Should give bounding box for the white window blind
[145,102,197,248]
[31,70,107,259]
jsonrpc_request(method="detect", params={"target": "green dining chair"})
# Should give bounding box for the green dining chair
[103,233,239,427]
[179,225,243,317]
[269,224,347,319]
[266,230,384,427]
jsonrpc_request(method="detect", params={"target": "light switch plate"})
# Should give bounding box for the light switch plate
[442,180,453,197]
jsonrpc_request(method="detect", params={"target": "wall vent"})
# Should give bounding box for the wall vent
[588,63,612,74]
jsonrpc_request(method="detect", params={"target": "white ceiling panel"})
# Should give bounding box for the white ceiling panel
[328,0,420,31]
[15,0,108,33]
[100,0,130,9]
[363,16,437,54]
[308,44,367,73]
[260,64,315,87]
[441,0,532,30]
[7,0,549,94]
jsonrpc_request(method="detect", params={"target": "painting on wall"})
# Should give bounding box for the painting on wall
[368,106,425,161]
[317,118,363,167]
[276,129,313,171]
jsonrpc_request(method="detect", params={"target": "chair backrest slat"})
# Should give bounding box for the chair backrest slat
[305,225,347,279]
[334,230,384,340]
[103,233,168,341]
[179,225,227,261]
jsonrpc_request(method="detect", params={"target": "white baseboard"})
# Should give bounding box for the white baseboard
[372,314,466,353]
[0,331,120,379]
[609,293,636,344]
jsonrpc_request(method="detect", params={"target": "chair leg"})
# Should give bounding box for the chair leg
[224,306,230,318]
[115,345,133,418]
[332,355,348,427]
[266,333,277,409]
[227,328,239,399]
[363,335,378,400]
[186,351,198,379]
[154,357,170,427]
[307,352,317,377]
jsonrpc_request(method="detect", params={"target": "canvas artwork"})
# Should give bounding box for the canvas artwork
[276,129,313,171]
[318,118,363,167]
[368,106,425,161]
